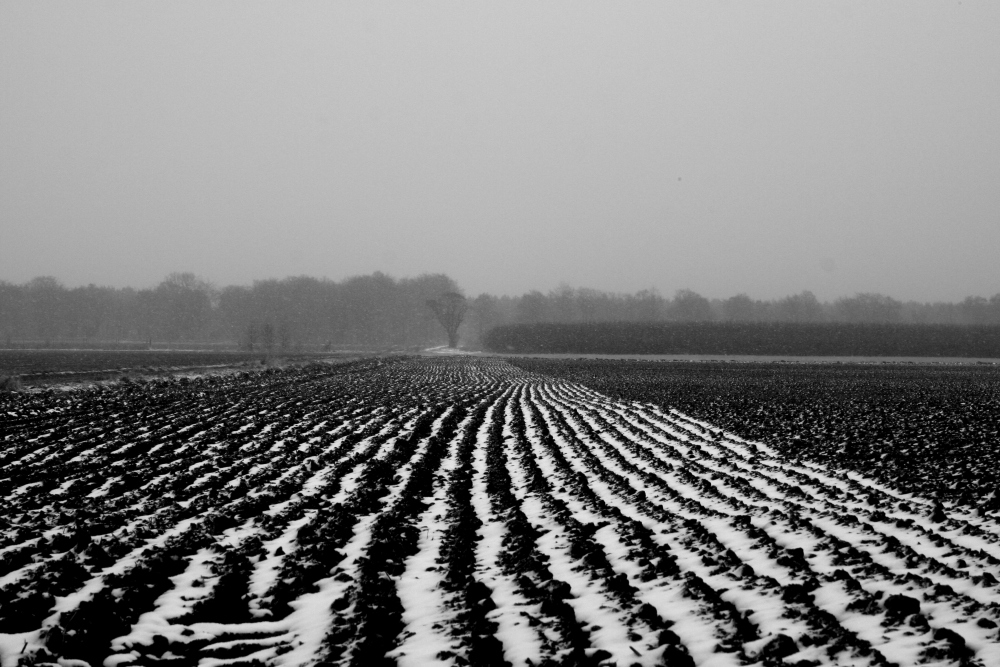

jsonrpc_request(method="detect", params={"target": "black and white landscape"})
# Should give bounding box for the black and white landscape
[4,4,1000,666]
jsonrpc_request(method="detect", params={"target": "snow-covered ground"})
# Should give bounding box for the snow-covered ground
[1,356,998,667]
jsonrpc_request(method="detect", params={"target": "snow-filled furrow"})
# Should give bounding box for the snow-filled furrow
[657,446,993,580]
[535,389,740,526]
[320,402,470,666]
[530,384,904,665]
[6,356,1000,667]
[562,390,1000,601]
[723,464,1000,602]
[612,410,993,655]
[257,409,420,519]
[468,387,556,667]
[509,386,679,667]
[624,422,1000,625]
[540,383,1000,665]
[247,513,316,618]
[539,391,757,522]
[110,403,456,667]
[526,388,789,664]
[107,516,272,663]
[1,385,428,666]
[779,465,1000,567]
[388,405,481,666]
[518,407,731,664]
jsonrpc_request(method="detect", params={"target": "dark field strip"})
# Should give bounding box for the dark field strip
[0,350,330,380]
[2,356,1000,666]
[484,322,1000,358]
[508,359,1000,512]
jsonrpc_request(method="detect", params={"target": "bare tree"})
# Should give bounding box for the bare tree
[427,292,467,348]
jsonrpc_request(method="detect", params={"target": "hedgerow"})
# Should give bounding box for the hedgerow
[484,321,1000,357]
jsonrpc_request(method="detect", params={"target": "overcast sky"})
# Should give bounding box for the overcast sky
[2,2,998,301]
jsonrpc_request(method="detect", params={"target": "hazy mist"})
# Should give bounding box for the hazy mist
[2,2,999,302]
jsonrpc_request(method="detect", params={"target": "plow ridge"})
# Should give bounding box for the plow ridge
[1,357,998,666]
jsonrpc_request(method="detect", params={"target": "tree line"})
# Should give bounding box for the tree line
[463,287,1000,345]
[0,272,460,350]
[1,274,998,350]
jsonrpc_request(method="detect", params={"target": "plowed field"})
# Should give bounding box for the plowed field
[2,357,998,667]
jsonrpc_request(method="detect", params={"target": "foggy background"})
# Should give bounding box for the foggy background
[2,2,999,303]
[2,274,998,352]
